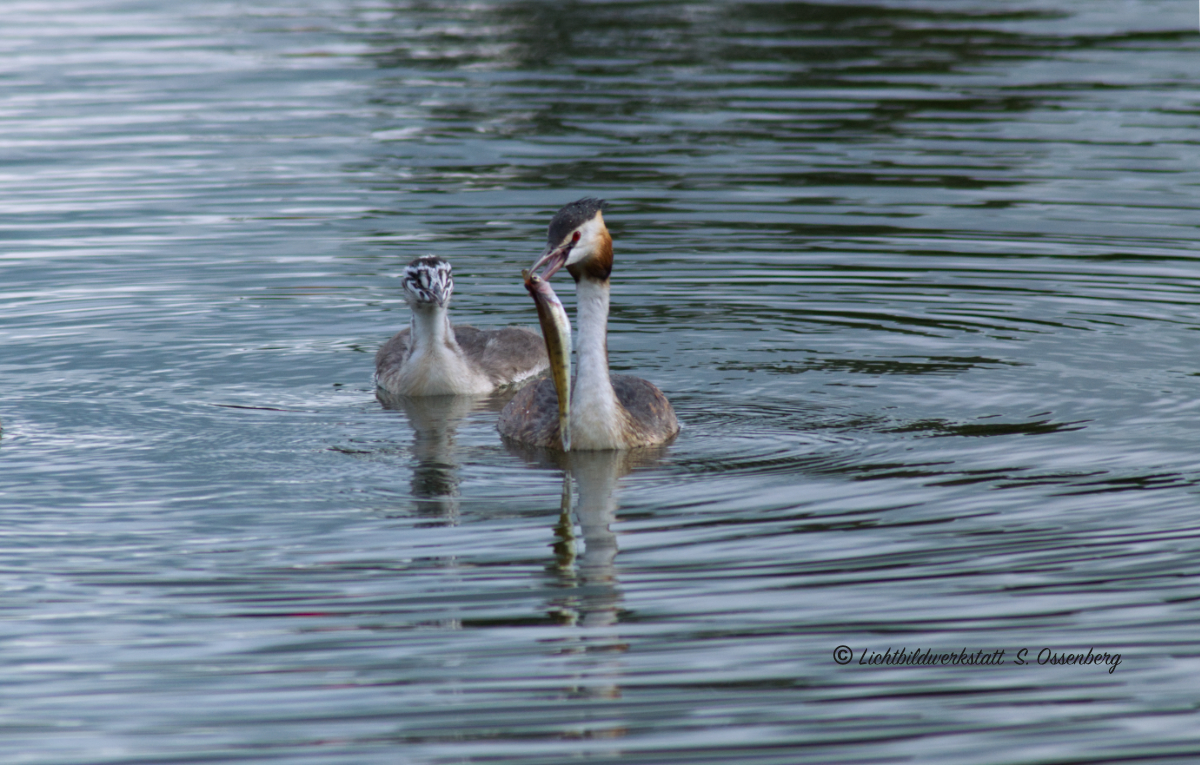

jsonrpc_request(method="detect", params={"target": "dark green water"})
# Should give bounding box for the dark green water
[4,1,1200,763]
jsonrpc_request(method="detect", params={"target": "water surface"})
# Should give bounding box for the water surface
[3,1,1200,763]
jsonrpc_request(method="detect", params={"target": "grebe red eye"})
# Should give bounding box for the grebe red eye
[572,232,580,243]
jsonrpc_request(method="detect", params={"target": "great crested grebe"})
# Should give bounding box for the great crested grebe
[375,256,548,396]
[498,198,679,450]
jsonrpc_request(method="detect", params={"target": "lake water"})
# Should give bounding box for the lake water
[3,1,1200,762]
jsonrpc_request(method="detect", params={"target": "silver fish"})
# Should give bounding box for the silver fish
[523,268,571,451]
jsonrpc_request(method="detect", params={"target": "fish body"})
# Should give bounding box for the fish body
[523,269,572,451]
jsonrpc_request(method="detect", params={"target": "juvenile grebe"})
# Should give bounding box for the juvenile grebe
[375,256,548,396]
[498,198,679,450]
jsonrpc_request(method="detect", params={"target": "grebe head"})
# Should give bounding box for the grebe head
[402,255,453,309]
[531,198,613,283]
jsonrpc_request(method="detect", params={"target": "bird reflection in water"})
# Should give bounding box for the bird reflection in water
[376,388,516,524]
[378,392,670,718]
[507,443,670,704]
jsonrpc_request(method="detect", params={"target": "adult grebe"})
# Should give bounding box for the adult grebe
[498,198,679,450]
[376,256,548,396]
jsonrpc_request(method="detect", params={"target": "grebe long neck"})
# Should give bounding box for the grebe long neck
[397,302,492,395]
[409,303,454,353]
[575,276,610,389]
[570,275,626,449]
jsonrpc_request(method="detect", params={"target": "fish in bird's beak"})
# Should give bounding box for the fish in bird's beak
[529,241,571,282]
[523,268,571,451]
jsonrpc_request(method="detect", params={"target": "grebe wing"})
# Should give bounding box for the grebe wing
[497,377,561,448]
[612,374,680,447]
[454,325,548,387]
[375,328,411,376]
